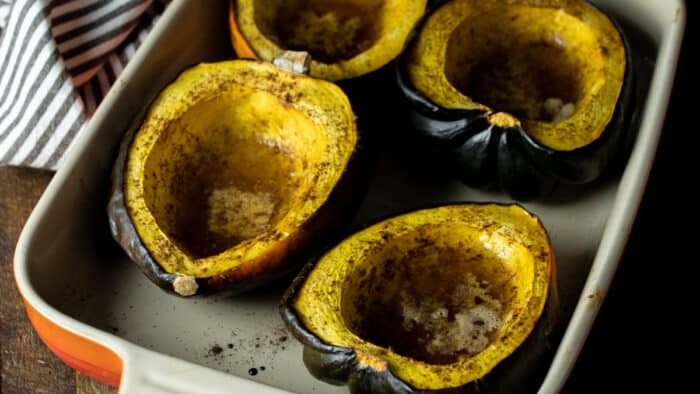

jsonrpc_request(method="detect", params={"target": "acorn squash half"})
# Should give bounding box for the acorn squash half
[229,0,427,81]
[396,0,634,200]
[108,60,358,296]
[281,204,558,392]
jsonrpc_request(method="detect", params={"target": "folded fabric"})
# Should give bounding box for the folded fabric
[1,1,11,30]
[0,0,169,170]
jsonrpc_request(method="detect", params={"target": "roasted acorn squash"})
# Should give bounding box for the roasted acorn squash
[229,0,426,81]
[397,0,634,200]
[281,204,558,392]
[108,60,358,296]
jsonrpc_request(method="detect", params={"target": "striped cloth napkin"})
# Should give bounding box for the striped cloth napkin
[0,0,169,170]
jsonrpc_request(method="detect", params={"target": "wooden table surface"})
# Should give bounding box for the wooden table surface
[0,167,116,394]
[1,11,694,394]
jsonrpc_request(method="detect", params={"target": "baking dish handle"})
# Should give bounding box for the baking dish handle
[118,347,288,394]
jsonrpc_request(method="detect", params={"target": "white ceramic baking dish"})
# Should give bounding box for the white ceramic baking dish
[14,0,685,392]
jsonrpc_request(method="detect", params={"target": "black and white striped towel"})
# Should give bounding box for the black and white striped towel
[0,0,169,170]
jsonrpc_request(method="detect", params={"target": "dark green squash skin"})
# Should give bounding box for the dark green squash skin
[106,62,371,297]
[395,1,635,201]
[338,65,401,143]
[280,204,560,393]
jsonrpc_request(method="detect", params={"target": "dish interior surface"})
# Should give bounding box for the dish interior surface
[19,0,674,392]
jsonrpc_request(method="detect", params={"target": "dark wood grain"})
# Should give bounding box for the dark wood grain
[75,372,115,394]
[0,166,74,394]
[0,167,117,394]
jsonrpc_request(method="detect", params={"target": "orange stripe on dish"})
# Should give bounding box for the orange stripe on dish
[229,0,258,59]
[23,301,123,387]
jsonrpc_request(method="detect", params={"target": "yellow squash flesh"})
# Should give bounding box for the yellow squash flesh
[406,0,626,150]
[293,204,554,390]
[124,60,356,284]
[232,0,427,81]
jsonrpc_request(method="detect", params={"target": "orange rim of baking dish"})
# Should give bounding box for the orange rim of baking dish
[22,300,123,387]
[228,0,257,59]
